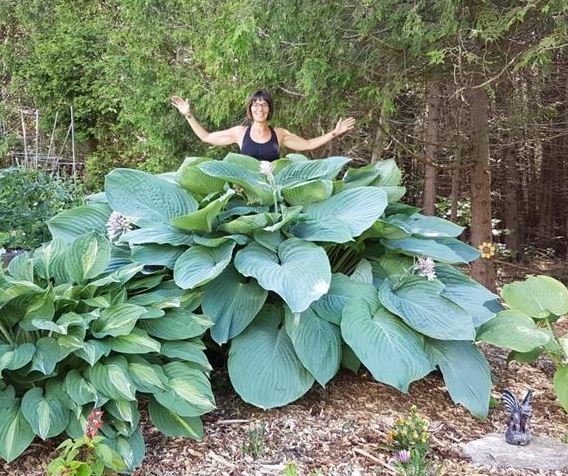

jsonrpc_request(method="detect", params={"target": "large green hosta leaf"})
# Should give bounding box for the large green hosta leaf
[275,156,351,186]
[372,159,402,186]
[103,430,145,473]
[131,244,184,269]
[198,160,273,204]
[138,308,212,340]
[65,232,111,284]
[476,310,551,352]
[285,307,341,386]
[384,214,464,238]
[342,298,432,392]
[171,189,235,233]
[228,306,315,408]
[290,220,353,243]
[0,400,35,462]
[382,236,480,264]
[436,265,502,326]
[234,239,331,313]
[311,273,377,325]
[148,397,203,439]
[21,387,69,440]
[47,204,111,243]
[105,169,198,227]
[177,157,227,196]
[0,343,35,373]
[425,339,491,418]
[302,187,388,240]
[174,241,236,289]
[30,337,60,375]
[218,212,280,234]
[281,179,333,206]
[160,341,211,371]
[501,275,568,318]
[202,265,267,344]
[154,362,215,417]
[379,277,475,340]
[119,226,193,246]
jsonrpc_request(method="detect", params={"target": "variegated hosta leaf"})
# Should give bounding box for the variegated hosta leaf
[0,400,35,463]
[234,238,331,313]
[21,387,69,440]
[105,168,198,227]
[65,232,111,284]
[148,397,203,439]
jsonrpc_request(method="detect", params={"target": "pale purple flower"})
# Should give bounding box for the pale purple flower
[106,211,132,241]
[396,449,411,464]
[414,256,436,281]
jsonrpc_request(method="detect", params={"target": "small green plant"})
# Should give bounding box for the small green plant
[387,406,441,476]
[47,409,126,476]
[283,462,299,476]
[242,423,266,459]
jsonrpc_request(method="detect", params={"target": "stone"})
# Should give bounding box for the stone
[462,433,568,471]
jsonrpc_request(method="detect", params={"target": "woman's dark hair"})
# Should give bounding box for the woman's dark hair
[246,90,273,121]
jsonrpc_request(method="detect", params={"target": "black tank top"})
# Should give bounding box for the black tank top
[240,126,280,162]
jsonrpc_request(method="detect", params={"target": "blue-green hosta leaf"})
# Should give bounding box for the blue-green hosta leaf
[0,343,35,373]
[281,180,333,206]
[105,169,198,227]
[341,343,361,372]
[290,219,354,243]
[138,308,212,340]
[174,241,235,289]
[198,160,273,204]
[379,277,475,340]
[382,186,406,203]
[192,234,249,247]
[119,226,193,246]
[436,265,502,326]
[228,306,315,408]
[154,362,215,417]
[385,214,464,238]
[369,253,415,288]
[148,398,203,439]
[253,230,285,252]
[476,310,551,352]
[127,282,192,308]
[127,356,169,393]
[425,339,491,418]
[0,400,35,462]
[235,239,331,313]
[361,220,410,240]
[501,275,568,318]
[108,328,161,354]
[311,273,377,325]
[171,189,235,233]
[20,286,56,331]
[160,341,211,370]
[303,187,388,239]
[275,156,351,186]
[381,236,480,264]
[342,298,432,392]
[90,304,147,338]
[65,232,111,283]
[21,387,69,440]
[47,204,111,243]
[285,307,341,386]
[131,244,184,269]
[371,159,402,186]
[30,337,60,375]
[202,265,267,344]
[385,203,421,216]
[64,370,101,406]
[263,206,303,233]
[177,157,227,196]
[218,202,269,222]
[87,358,137,401]
[0,386,15,412]
[350,258,373,284]
[218,212,280,234]
[89,263,145,287]
[45,378,80,413]
[105,400,139,426]
[102,430,145,473]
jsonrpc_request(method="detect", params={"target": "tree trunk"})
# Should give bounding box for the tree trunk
[422,82,441,215]
[469,81,496,291]
[371,111,387,164]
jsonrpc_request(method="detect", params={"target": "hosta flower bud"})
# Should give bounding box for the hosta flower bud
[106,211,132,241]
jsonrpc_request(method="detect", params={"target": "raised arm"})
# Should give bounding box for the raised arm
[279,117,356,152]
[171,96,243,146]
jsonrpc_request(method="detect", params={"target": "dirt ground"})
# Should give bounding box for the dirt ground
[1,344,567,476]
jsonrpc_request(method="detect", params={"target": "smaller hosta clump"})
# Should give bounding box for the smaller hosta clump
[106,211,132,241]
[413,256,436,281]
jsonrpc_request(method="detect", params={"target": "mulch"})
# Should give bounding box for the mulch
[1,344,567,476]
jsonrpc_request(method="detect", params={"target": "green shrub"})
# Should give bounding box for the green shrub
[0,167,83,249]
[50,154,503,418]
[0,233,214,470]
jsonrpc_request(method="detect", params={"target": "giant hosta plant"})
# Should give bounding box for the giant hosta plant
[48,153,502,418]
[0,234,214,469]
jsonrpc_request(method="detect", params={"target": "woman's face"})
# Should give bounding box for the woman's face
[250,99,270,122]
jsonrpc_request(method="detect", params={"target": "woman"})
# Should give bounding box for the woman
[171,90,355,161]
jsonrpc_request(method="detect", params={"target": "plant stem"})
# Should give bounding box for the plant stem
[0,321,14,345]
[545,319,567,362]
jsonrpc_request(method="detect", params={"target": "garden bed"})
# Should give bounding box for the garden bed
[1,346,565,476]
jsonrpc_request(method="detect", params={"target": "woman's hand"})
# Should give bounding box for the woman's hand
[333,117,356,136]
[171,96,191,116]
